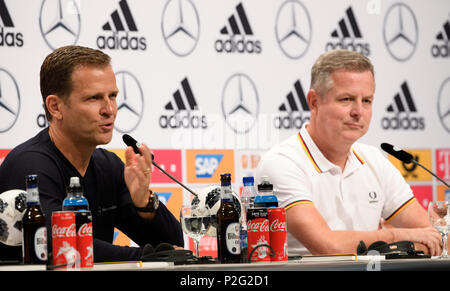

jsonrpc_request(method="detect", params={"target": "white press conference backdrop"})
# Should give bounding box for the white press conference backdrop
[0,0,449,208]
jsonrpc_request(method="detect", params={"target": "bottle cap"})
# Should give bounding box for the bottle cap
[257,176,273,191]
[243,176,254,185]
[70,176,80,186]
[220,173,231,185]
[26,174,38,184]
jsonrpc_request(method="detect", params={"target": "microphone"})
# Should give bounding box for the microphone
[122,134,143,157]
[381,143,450,188]
[380,143,413,164]
[122,134,198,197]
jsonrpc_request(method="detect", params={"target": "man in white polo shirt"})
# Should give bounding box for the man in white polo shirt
[256,50,441,256]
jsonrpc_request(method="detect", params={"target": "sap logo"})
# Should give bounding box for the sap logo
[195,154,223,178]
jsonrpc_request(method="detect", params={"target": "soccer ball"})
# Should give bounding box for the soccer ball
[0,189,27,246]
[191,185,241,237]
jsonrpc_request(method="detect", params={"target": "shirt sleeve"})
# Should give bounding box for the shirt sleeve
[373,149,415,221]
[256,150,313,210]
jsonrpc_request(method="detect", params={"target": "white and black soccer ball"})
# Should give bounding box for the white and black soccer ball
[0,189,27,246]
[191,185,241,237]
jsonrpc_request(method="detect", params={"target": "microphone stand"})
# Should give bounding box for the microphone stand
[411,159,450,189]
[151,160,199,197]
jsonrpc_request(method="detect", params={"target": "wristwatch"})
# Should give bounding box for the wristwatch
[135,190,159,213]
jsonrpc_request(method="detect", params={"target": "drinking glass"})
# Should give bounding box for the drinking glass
[428,200,449,258]
[180,204,210,257]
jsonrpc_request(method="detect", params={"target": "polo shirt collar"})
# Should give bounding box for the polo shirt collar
[298,123,365,174]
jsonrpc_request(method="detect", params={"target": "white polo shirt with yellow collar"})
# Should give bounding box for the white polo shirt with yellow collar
[255,123,415,256]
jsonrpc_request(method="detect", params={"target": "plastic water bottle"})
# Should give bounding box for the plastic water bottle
[62,177,89,211]
[240,176,257,262]
[254,176,278,208]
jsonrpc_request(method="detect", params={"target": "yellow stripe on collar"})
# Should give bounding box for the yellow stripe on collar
[297,132,322,173]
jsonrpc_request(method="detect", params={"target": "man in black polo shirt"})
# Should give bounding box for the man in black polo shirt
[0,45,183,262]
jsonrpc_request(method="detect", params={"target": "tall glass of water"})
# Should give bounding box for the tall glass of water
[428,200,449,258]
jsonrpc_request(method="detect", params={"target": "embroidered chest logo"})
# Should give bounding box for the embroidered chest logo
[368,191,378,204]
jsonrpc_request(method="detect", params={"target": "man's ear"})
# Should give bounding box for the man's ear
[45,95,63,120]
[307,89,319,112]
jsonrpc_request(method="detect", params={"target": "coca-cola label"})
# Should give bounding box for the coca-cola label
[52,223,76,238]
[77,223,92,237]
[248,218,269,232]
[225,223,241,255]
[247,217,271,262]
[270,218,287,232]
[268,208,288,262]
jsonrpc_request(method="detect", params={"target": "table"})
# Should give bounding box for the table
[2,256,450,271]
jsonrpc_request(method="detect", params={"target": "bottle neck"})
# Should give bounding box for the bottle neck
[67,191,83,198]
[26,186,40,205]
[221,183,233,201]
[259,190,273,196]
[66,185,84,198]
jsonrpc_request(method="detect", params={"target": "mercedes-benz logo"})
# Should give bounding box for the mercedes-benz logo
[275,0,312,59]
[114,71,144,133]
[437,77,450,134]
[221,73,259,134]
[161,0,200,57]
[0,68,20,133]
[39,0,81,50]
[383,3,418,62]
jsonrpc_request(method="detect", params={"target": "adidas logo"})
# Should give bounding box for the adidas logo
[220,2,253,36]
[325,7,369,56]
[159,78,207,129]
[330,7,362,39]
[386,82,416,113]
[381,81,425,130]
[214,2,261,54]
[164,78,198,111]
[436,20,450,41]
[0,0,23,47]
[96,0,146,50]
[431,16,450,57]
[274,80,310,129]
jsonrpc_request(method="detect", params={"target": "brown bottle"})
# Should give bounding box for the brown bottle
[216,173,241,263]
[22,175,47,264]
